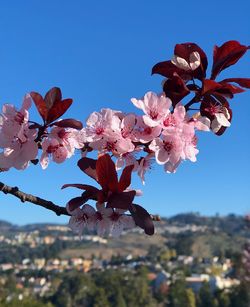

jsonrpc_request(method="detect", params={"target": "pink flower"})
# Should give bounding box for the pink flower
[95,202,113,236]
[137,154,154,184]
[133,116,162,143]
[40,137,69,169]
[50,127,84,155]
[120,113,136,139]
[116,152,139,171]
[85,108,121,142]
[149,133,183,166]
[0,124,38,170]
[162,104,186,131]
[68,204,97,236]
[95,203,135,237]
[109,209,135,237]
[131,92,171,127]
[180,124,199,162]
[90,131,135,156]
[0,94,32,148]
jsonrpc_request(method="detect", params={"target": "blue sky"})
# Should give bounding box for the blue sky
[0,0,249,225]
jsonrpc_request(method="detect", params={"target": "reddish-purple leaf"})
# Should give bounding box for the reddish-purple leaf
[107,191,136,210]
[96,154,118,192]
[220,78,250,89]
[118,165,134,192]
[163,73,190,106]
[211,41,249,79]
[67,196,86,212]
[202,79,244,98]
[129,204,154,235]
[44,87,62,110]
[202,79,223,95]
[152,60,185,78]
[77,157,97,181]
[30,92,47,121]
[62,183,99,193]
[46,98,73,124]
[52,118,83,130]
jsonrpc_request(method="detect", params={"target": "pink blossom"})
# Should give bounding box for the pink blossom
[95,202,135,237]
[131,91,171,127]
[85,108,121,142]
[68,204,97,236]
[137,154,154,184]
[90,131,135,156]
[40,137,69,169]
[120,113,136,139]
[95,202,113,236]
[116,152,139,170]
[109,209,135,237]
[149,133,183,166]
[50,127,84,155]
[180,124,199,162]
[0,124,38,170]
[162,104,186,131]
[133,116,162,143]
[0,94,32,148]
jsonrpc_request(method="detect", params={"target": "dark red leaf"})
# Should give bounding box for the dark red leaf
[30,92,47,121]
[211,41,249,79]
[129,204,154,235]
[62,183,99,193]
[77,157,97,181]
[220,78,250,89]
[52,118,83,130]
[163,73,190,106]
[67,196,86,212]
[202,79,223,95]
[107,191,136,210]
[202,79,244,99]
[96,154,118,192]
[44,87,62,110]
[46,98,73,124]
[118,165,134,192]
[152,60,185,78]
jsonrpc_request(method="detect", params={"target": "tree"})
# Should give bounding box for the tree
[197,282,218,307]
[1,41,250,238]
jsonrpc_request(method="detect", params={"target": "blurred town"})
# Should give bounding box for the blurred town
[0,213,249,306]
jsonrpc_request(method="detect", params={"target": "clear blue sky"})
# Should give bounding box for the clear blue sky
[0,0,249,225]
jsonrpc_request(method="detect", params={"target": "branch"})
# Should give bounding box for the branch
[0,182,69,216]
[0,181,161,221]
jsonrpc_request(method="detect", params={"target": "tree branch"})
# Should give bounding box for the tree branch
[0,181,161,221]
[0,182,69,216]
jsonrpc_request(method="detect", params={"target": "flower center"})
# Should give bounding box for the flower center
[164,141,173,153]
[149,109,158,120]
[95,127,104,135]
[144,127,152,135]
[163,115,176,127]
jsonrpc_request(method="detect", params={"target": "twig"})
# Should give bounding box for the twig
[0,182,69,216]
[0,182,161,221]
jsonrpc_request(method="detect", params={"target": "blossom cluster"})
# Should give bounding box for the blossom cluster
[68,202,135,238]
[0,40,249,236]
